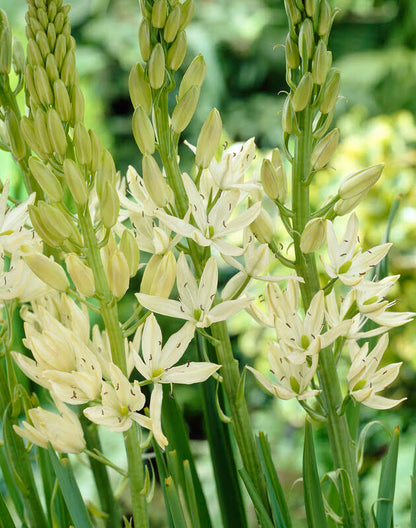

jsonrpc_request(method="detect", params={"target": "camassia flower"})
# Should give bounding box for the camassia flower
[14,395,86,453]
[347,334,405,409]
[132,314,220,448]
[83,363,152,433]
[322,214,391,286]
[247,341,320,401]
[156,172,261,256]
[137,254,251,327]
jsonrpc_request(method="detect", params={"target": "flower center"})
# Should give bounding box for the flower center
[301,334,310,349]
[339,260,352,274]
[289,376,300,393]
[352,379,367,392]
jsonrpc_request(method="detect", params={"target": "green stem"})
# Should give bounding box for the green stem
[292,108,365,527]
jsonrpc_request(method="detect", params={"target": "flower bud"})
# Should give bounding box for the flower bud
[142,154,174,207]
[300,218,326,253]
[119,229,140,277]
[45,53,59,83]
[100,181,120,229]
[319,69,340,114]
[27,38,43,66]
[148,43,165,89]
[54,12,65,34]
[6,110,26,160]
[338,164,384,200]
[167,30,187,71]
[139,18,152,62]
[12,37,25,74]
[292,72,313,112]
[311,128,339,170]
[164,5,181,43]
[96,149,116,198]
[21,116,47,159]
[61,49,76,87]
[132,105,155,155]
[284,0,301,26]
[129,62,152,114]
[47,22,56,50]
[178,54,206,98]
[334,194,364,216]
[312,40,330,86]
[25,64,40,105]
[107,250,130,299]
[34,109,53,155]
[152,0,167,28]
[53,79,71,122]
[74,122,92,166]
[0,9,12,74]
[305,0,317,17]
[65,254,95,297]
[70,84,85,125]
[179,0,195,30]
[29,156,63,202]
[195,108,222,169]
[140,251,176,297]
[318,0,331,37]
[63,159,88,207]
[261,159,279,201]
[299,18,314,61]
[250,208,274,244]
[171,86,199,133]
[89,129,102,175]
[285,35,300,70]
[34,66,53,106]
[35,31,50,59]
[54,33,66,70]
[28,205,60,246]
[282,96,296,134]
[25,253,70,291]
[36,201,73,243]
[46,108,67,157]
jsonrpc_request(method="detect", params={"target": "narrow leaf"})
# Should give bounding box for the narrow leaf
[411,444,416,528]
[183,460,201,528]
[0,444,24,522]
[239,468,275,528]
[0,489,16,528]
[153,440,175,528]
[165,476,188,528]
[376,426,399,528]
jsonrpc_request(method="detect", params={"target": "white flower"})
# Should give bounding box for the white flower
[322,214,391,286]
[129,213,181,255]
[347,334,405,409]
[119,165,158,216]
[83,363,152,433]
[13,395,86,453]
[156,173,261,256]
[132,314,219,447]
[0,257,51,302]
[248,341,320,401]
[137,254,251,327]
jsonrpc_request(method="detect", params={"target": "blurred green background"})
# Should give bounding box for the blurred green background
[3,0,416,526]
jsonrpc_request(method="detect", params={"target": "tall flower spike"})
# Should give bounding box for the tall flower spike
[137,253,252,327]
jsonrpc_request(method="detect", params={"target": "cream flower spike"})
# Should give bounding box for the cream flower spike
[83,363,152,433]
[0,257,51,302]
[247,341,320,401]
[347,334,405,409]
[155,172,261,256]
[137,254,252,328]
[119,165,158,216]
[132,314,219,448]
[322,213,392,286]
[13,395,86,453]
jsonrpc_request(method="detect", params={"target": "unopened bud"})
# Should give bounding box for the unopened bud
[312,40,330,85]
[300,218,326,253]
[96,149,116,198]
[74,122,92,166]
[107,250,130,299]
[139,18,152,62]
[34,66,53,106]
[140,251,176,297]
[65,254,95,297]
[148,43,165,89]
[61,49,76,87]
[45,53,59,83]
[54,12,65,34]
[100,181,120,229]
[292,72,313,112]
[12,37,25,74]
[70,85,85,125]
[261,159,279,201]
[318,0,331,37]
[54,33,66,70]
[319,69,340,114]
[28,205,60,246]
[305,0,317,17]
[34,109,53,155]
[167,30,187,71]
[299,18,314,61]
[35,32,49,60]
[119,229,140,277]
[47,23,56,50]
[334,194,364,216]
[338,164,384,200]
[179,54,206,98]
[311,128,339,170]
[171,86,199,133]
[164,5,181,43]
[132,105,155,154]
[152,0,167,28]
[285,35,300,70]
[53,80,71,122]
[89,129,102,175]
[6,110,26,160]
[284,0,301,26]
[129,62,152,114]
[250,208,274,244]
[282,96,296,134]
[25,253,69,291]
[27,38,43,67]
[195,108,222,169]
[0,9,12,74]
[21,116,46,159]
[179,0,195,30]
[142,154,174,207]
[46,108,67,157]
[63,159,88,207]
[25,64,40,105]
[29,157,63,202]
[37,202,73,243]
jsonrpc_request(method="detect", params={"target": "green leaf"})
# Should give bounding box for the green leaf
[257,432,292,528]
[0,444,24,522]
[303,420,328,528]
[376,426,400,528]
[0,489,16,528]
[47,446,94,528]
[183,460,201,528]
[153,441,175,528]
[164,476,188,528]
[239,468,275,528]
[356,420,390,472]
[411,444,416,528]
